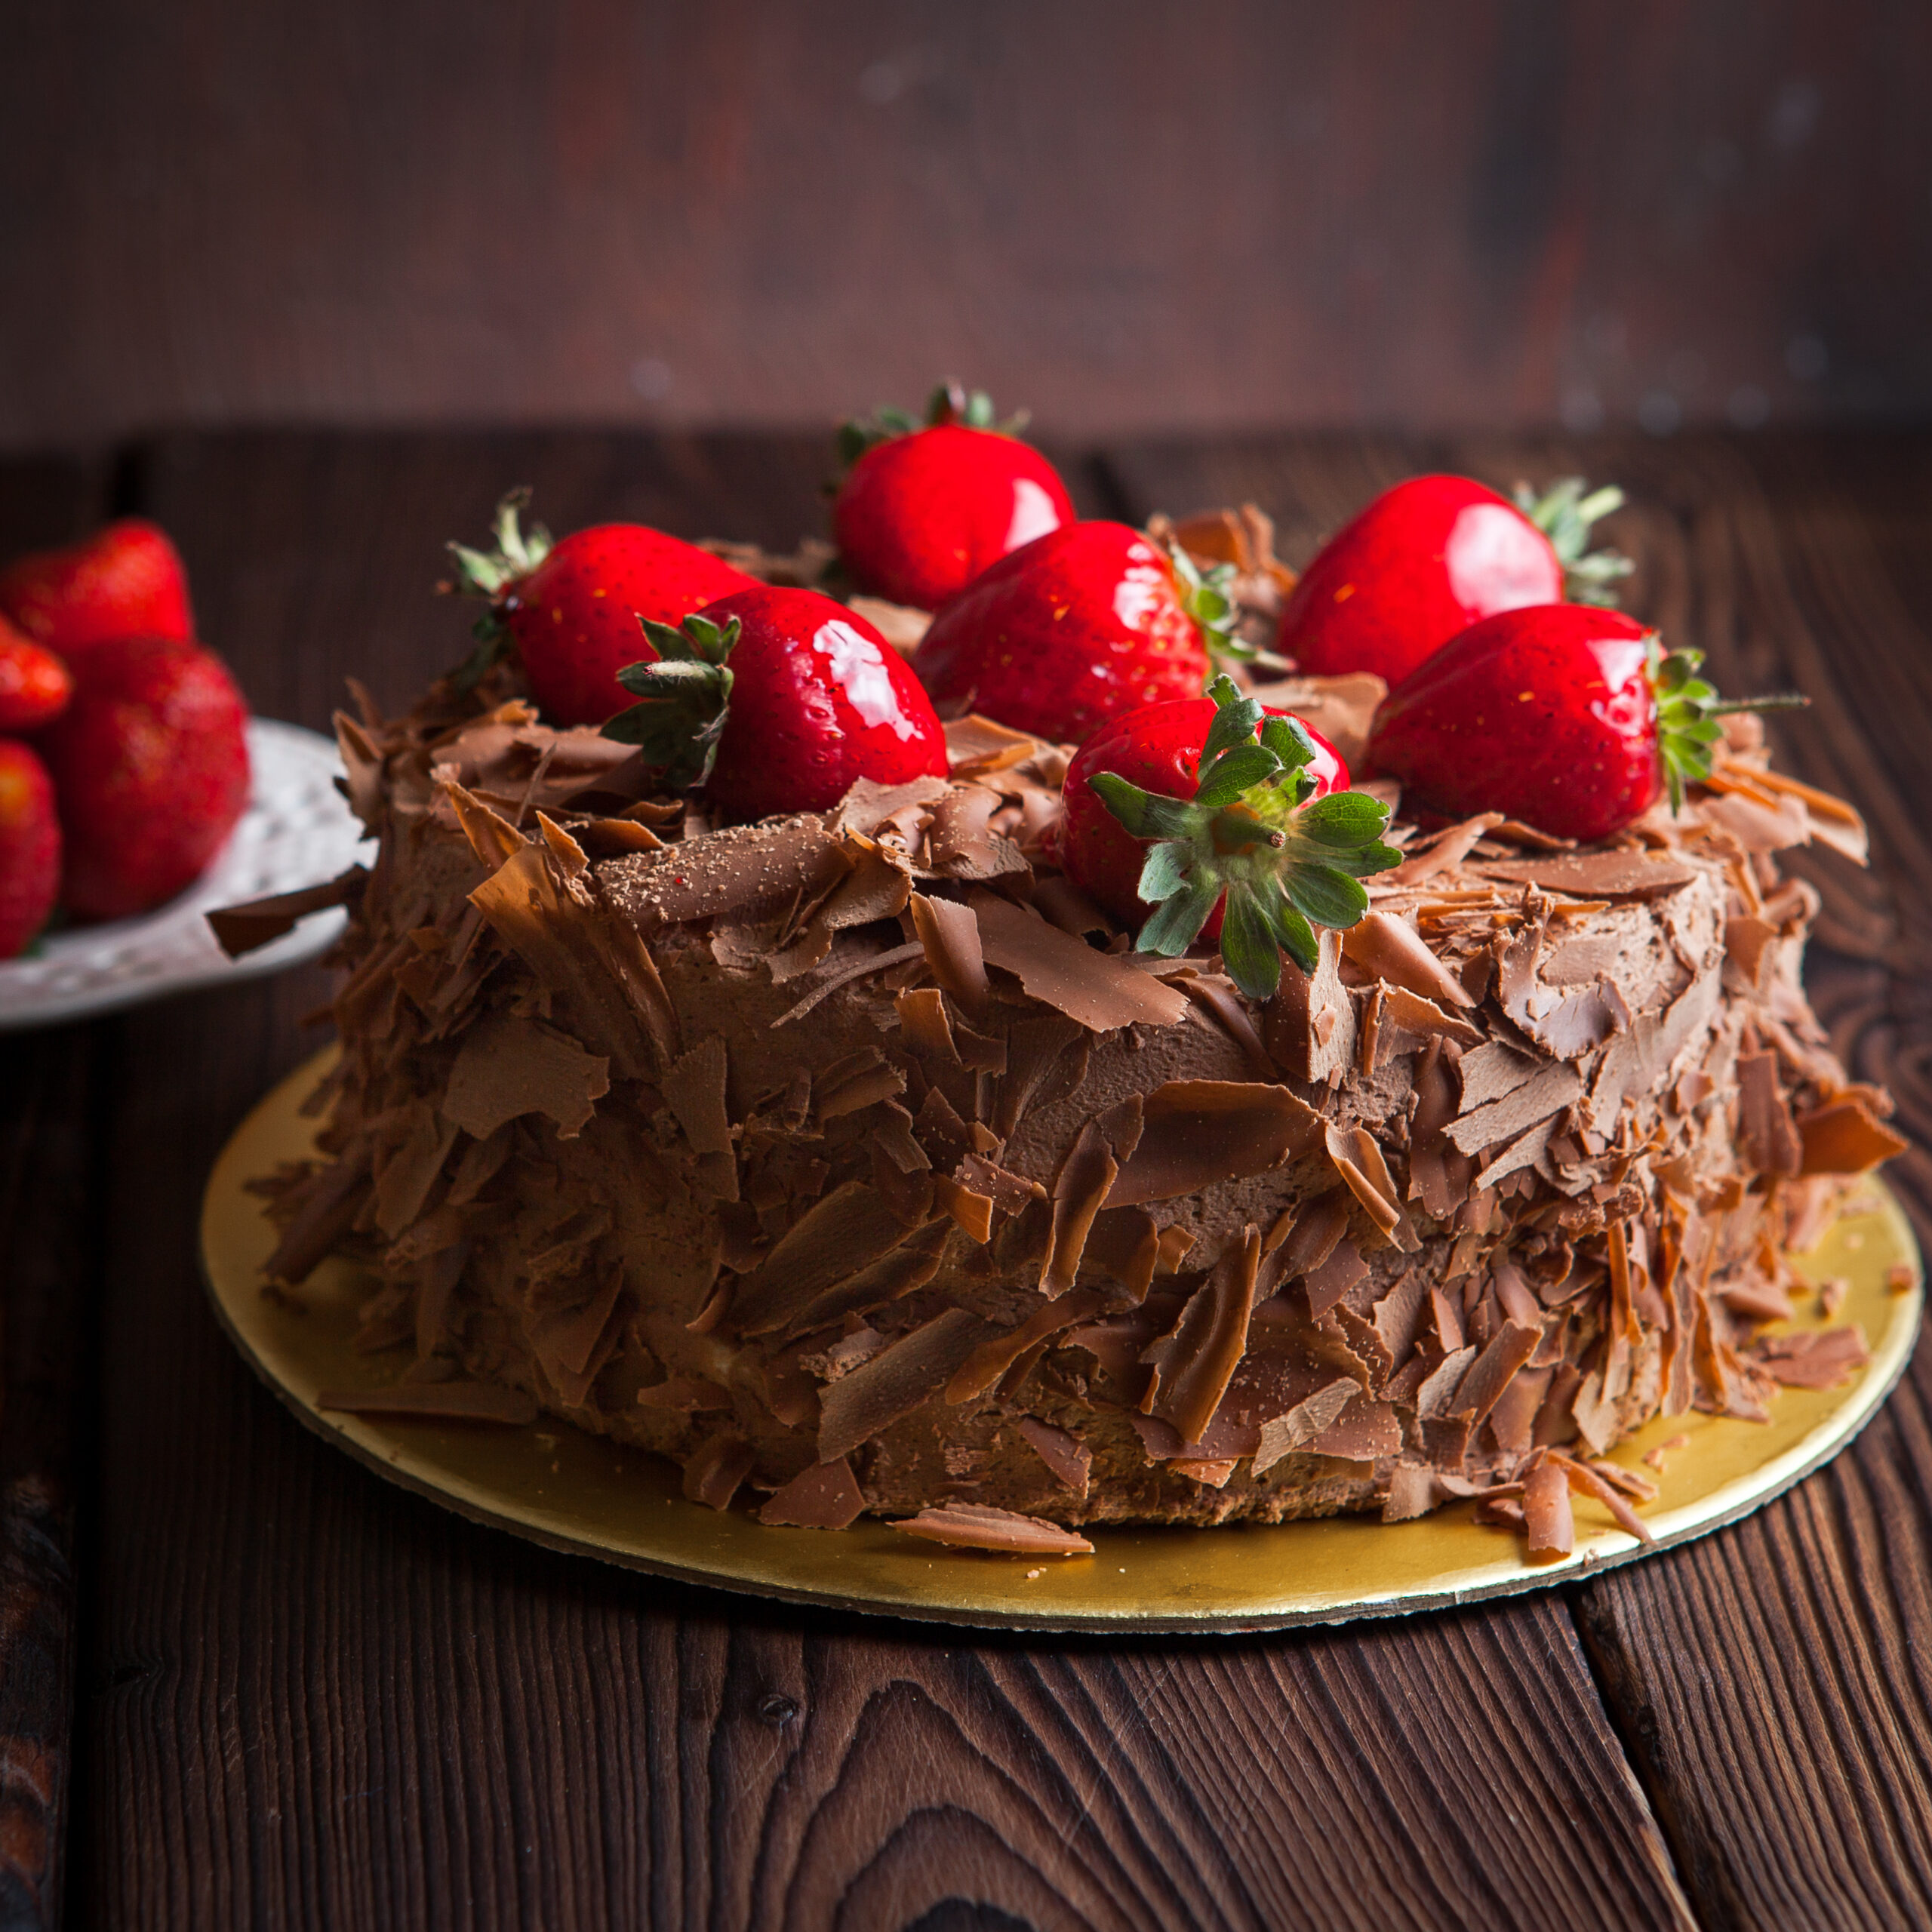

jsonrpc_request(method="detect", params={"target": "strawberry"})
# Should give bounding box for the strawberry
[832,384,1075,611]
[913,521,1250,745]
[0,615,73,731]
[0,518,195,660]
[1366,604,1807,844]
[1278,475,1632,687]
[447,491,757,725]
[1060,675,1400,999]
[37,635,252,921]
[604,585,949,823]
[0,740,61,958]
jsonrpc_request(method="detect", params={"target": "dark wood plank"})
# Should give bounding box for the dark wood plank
[75,429,1696,1928]
[1107,426,1932,1931]
[0,454,115,1930]
[5,2,1929,451]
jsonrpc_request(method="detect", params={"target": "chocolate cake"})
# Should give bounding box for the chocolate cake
[235,523,1905,1558]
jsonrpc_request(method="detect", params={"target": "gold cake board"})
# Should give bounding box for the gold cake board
[200,1049,1924,1633]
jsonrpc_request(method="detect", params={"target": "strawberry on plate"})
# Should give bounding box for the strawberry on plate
[0,740,61,958]
[1061,675,1400,999]
[603,585,949,822]
[37,635,252,921]
[832,384,1075,611]
[448,491,758,725]
[1366,603,1806,844]
[1278,475,1632,688]
[0,615,73,731]
[0,518,195,660]
[913,521,1249,745]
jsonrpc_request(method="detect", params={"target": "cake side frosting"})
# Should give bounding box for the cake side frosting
[248,650,1901,1543]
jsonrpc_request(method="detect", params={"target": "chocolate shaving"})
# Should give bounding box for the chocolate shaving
[1475,853,1702,897]
[264,1145,372,1284]
[602,814,845,932]
[730,1182,914,1335]
[928,785,1028,881]
[1522,1455,1574,1556]
[896,986,959,1062]
[1041,1098,1143,1297]
[1447,1060,1583,1156]
[817,1307,992,1460]
[771,940,925,1026]
[1343,911,1476,1010]
[1084,1206,1161,1300]
[831,774,952,838]
[1749,1325,1870,1388]
[815,1047,908,1121]
[758,1456,867,1527]
[1795,1097,1910,1174]
[1263,927,1357,1084]
[317,1382,538,1425]
[209,866,368,958]
[1549,1450,1654,1542]
[887,1502,1094,1555]
[790,1236,948,1334]
[1303,1237,1368,1318]
[1106,1080,1324,1207]
[908,892,990,1017]
[636,1377,734,1411]
[993,1014,1087,1136]
[442,1013,611,1142]
[974,894,1189,1031]
[1017,1418,1093,1497]
[1142,1226,1261,1446]
[1452,1321,1541,1424]
[1251,1377,1357,1475]
[946,1288,1108,1403]
[1736,1051,1803,1176]
[682,1432,756,1509]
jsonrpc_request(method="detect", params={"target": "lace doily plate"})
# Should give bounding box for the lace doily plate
[0,719,365,1031]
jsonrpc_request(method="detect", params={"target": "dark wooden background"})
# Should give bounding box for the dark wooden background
[3,0,1929,450]
[3,423,1932,1927]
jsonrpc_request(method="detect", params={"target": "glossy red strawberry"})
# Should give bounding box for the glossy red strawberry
[37,635,252,921]
[1060,675,1398,998]
[833,385,1075,611]
[914,521,1238,744]
[1367,604,1804,843]
[0,740,61,958]
[448,491,757,725]
[1278,475,1632,687]
[0,518,194,660]
[604,585,949,823]
[0,615,72,730]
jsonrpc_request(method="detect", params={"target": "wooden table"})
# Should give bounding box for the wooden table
[4,428,1930,1930]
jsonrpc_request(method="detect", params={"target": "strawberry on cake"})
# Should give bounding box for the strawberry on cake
[225,402,1905,1561]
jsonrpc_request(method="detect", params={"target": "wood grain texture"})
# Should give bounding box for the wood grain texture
[0,457,112,1932]
[1109,426,1932,1932]
[68,430,1699,1929]
[3,2,1927,451]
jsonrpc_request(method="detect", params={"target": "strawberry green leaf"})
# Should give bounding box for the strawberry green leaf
[1514,475,1633,608]
[1086,771,1195,841]
[1085,675,1402,1000]
[603,614,743,787]
[1193,742,1282,808]
[442,488,555,688]
[1136,840,1192,905]
[1218,891,1282,1000]
[1200,675,1266,761]
[1648,635,1810,811]
[1284,865,1370,931]
[1139,878,1222,956]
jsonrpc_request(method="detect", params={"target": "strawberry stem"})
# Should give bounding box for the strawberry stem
[1514,476,1634,608]
[1162,541,1290,674]
[1088,675,1402,1000]
[601,614,742,788]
